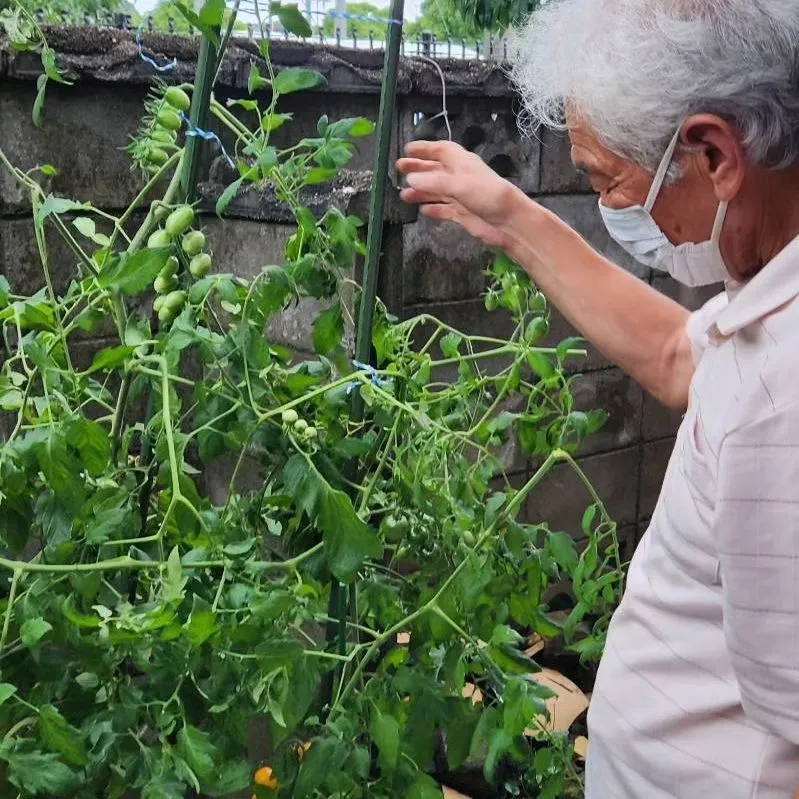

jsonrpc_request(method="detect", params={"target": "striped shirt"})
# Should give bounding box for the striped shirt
[586,235,799,798]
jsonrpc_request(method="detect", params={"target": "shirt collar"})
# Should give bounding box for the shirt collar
[714,234,799,335]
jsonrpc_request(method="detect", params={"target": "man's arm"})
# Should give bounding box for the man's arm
[398,141,694,409]
[502,196,693,409]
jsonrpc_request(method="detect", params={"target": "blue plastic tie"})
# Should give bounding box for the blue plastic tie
[179,113,236,169]
[348,360,392,394]
[136,28,178,72]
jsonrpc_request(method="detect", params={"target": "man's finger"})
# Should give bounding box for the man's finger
[420,203,457,222]
[404,139,460,163]
[396,157,440,176]
[404,171,452,197]
[399,187,443,205]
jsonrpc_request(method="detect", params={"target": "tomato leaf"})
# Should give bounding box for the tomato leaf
[98,248,169,296]
[370,709,399,771]
[0,684,16,707]
[282,455,381,581]
[273,68,326,96]
[66,417,110,477]
[39,705,89,767]
[199,0,226,28]
[37,430,85,514]
[20,617,53,648]
[261,112,292,132]
[216,176,243,217]
[312,301,343,354]
[177,724,217,787]
[85,345,135,375]
[326,117,375,138]
[32,73,47,128]
[269,2,312,36]
[248,63,269,95]
[184,595,218,647]
[73,217,110,246]
[35,195,90,224]
[303,167,338,186]
[3,750,79,795]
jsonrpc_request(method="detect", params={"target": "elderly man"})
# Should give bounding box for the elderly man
[397,0,799,796]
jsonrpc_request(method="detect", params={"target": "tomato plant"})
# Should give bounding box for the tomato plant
[0,4,623,797]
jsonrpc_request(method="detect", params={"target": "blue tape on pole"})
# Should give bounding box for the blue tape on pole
[136,28,178,72]
[180,112,236,169]
[348,360,393,394]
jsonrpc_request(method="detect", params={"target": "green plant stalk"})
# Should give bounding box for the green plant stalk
[0,570,21,655]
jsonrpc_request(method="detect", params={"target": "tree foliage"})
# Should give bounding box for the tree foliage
[0,0,132,23]
[453,0,541,32]
[405,0,482,42]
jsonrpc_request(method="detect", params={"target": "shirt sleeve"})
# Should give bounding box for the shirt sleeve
[715,408,799,744]
[685,291,729,366]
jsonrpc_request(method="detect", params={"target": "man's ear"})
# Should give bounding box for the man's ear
[681,114,745,202]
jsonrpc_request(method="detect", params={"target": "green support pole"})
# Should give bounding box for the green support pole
[323,0,405,709]
[353,0,405,400]
[179,30,219,203]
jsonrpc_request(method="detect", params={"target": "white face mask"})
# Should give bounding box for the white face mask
[598,129,729,287]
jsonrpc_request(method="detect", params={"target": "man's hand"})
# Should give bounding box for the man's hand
[397,141,522,250]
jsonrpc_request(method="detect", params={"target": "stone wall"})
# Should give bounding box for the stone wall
[0,27,716,555]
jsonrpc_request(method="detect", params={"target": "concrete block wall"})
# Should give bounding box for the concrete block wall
[0,27,715,555]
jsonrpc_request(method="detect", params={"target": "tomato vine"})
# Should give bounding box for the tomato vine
[0,4,624,798]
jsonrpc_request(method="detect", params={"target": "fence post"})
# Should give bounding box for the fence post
[421,30,432,56]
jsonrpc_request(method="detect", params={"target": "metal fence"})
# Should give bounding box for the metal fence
[31,8,512,61]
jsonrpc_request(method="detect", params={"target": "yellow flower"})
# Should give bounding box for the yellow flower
[253,766,279,791]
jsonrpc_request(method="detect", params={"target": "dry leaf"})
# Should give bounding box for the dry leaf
[462,683,483,705]
[525,633,545,657]
[443,788,472,799]
[573,735,589,761]
[525,668,589,734]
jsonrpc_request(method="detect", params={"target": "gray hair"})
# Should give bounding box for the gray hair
[511,0,799,172]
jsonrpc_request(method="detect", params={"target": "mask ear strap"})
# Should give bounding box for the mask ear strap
[644,128,682,212]
[711,200,728,243]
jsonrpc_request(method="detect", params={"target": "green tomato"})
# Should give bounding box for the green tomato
[160,255,179,278]
[484,291,499,312]
[165,205,195,238]
[158,304,175,323]
[151,128,176,145]
[461,530,476,547]
[147,147,169,166]
[189,253,212,279]
[153,295,166,313]
[182,230,206,257]
[164,86,191,112]
[153,274,177,295]
[381,514,410,543]
[303,426,318,440]
[293,419,308,434]
[148,229,172,249]
[163,290,186,313]
[156,107,182,131]
[524,317,550,346]
[281,409,299,426]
